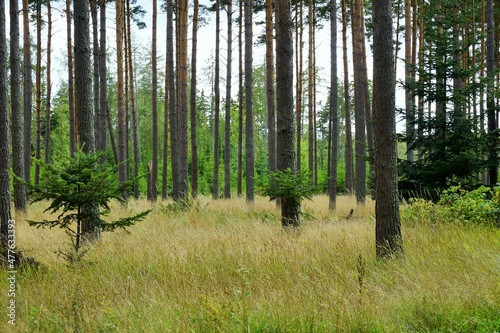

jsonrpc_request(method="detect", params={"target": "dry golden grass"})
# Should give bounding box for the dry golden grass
[1,195,499,332]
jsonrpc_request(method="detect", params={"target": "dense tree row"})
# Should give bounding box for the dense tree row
[0,0,498,258]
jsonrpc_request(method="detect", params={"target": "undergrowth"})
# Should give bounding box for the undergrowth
[1,195,499,332]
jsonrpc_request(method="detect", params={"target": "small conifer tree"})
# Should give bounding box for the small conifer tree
[27,150,151,262]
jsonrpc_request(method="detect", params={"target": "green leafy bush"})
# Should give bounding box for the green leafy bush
[402,185,500,227]
[438,185,500,226]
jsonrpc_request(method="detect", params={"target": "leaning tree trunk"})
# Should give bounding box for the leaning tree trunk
[276,0,299,227]
[373,0,403,258]
[11,0,27,212]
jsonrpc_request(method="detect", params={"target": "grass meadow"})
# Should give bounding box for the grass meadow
[1,195,499,332]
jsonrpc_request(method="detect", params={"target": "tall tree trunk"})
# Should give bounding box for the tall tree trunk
[11,0,27,212]
[308,0,315,183]
[125,0,139,198]
[23,0,32,184]
[486,0,497,185]
[342,0,354,194]
[162,29,169,199]
[66,0,76,157]
[44,0,52,164]
[75,0,99,240]
[245,0,255,203]
[98,0,107,155]
[150,0,159,201]
[276,0,299,227]
[237,0,243,196]
[190,0,199,198]
[116,0,127,191]
[360,4,374,196]
[90,0,101,154]
[405,0,415,162]
[296,0,304,170]
[167,0,179,200]
[34,0,42,186]
[178,0,189,199]
[224,0,233,199]
[0,0,12,252]
[351,0,367,204]
[213,0,221,200]
[329,0,338,210]
[266,0,276,177]
[373,0,403,258]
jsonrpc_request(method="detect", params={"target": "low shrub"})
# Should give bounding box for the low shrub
[402,185,500,227]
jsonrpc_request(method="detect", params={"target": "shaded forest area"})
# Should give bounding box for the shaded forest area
[0,0,498,244]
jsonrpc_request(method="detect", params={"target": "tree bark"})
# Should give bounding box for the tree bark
[66,0,76,158]
[308,0,315,183]
[237,0,243,197]
[151,0,159,201]
[167,0,179,200]
[75,0,99,240]
[0,0,12,252]
[296,0,304,171]
[11,0,27,212]
[351,0,366,204]
[98,0,107,156]
[190,0,200,198]
[405,0,415,162]
[342,0,354,194]
[213,0,221,200]
[486,0,497,185]
[276,0,299,227]
[34,0,42,186]
[265,0,276,177]
[23,0,32,184]
[329,0,338,210]
[178,0,189,199]
[90,0,102,155]
[116,0,127,191]
[373,0,403,258]
[245,0,255,203]
[125,0,135,191]
[224,0,233,199]
[44,0,52,164]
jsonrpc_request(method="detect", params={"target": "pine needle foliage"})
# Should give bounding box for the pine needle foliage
[27,150,151,261]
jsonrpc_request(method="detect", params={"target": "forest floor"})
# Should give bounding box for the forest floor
[1,195,499,332]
